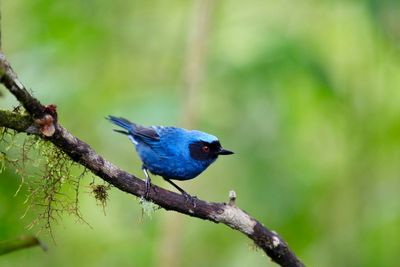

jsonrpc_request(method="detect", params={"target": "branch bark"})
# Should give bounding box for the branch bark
[0,53,305,267]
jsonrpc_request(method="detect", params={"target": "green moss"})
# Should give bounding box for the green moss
[90,182,111,215]
[0,109,32,132]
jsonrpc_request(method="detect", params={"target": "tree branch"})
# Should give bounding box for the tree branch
[0,53,305,267]
[0,109,32,131]
[0,236,47,256]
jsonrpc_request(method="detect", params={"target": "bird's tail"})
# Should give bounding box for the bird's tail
[107,115,135,135]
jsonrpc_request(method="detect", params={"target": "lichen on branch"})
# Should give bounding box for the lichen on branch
[0,124,87,238]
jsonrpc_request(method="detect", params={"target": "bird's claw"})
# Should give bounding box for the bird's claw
[182,191,197,208]
[144,178,152,199]
[142,168,157,200]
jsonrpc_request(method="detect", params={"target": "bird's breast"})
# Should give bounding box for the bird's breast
[135,135,216,180]
[139,149,214,180]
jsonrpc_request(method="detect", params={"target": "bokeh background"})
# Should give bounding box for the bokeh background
[1,0,400,266]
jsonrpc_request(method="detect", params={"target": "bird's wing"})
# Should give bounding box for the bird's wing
[132,124,160,140]
[107,116,160,142]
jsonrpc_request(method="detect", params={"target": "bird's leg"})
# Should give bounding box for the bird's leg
[164,179,197,207]
[164,178,187,194]
[142,167,152,199]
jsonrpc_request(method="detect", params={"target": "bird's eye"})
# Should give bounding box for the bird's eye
[202,146,210,153]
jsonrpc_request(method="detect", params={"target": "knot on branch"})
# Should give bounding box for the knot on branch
[33,105,58,137]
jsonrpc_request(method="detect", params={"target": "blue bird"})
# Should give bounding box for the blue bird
[107,116,234,198]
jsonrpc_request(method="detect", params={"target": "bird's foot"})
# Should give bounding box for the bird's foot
[144,178,155,199]
[142,168,157,200]
[182,191,197,208]
[163,178,197,208]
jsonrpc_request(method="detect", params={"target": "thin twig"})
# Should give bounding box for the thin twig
[0,235,47,255]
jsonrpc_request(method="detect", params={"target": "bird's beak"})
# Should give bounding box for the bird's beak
[217,148,234,155]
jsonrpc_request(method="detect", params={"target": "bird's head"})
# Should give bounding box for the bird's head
[188,131,234,162]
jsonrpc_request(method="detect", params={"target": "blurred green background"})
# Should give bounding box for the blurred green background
[1,0,400,266]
